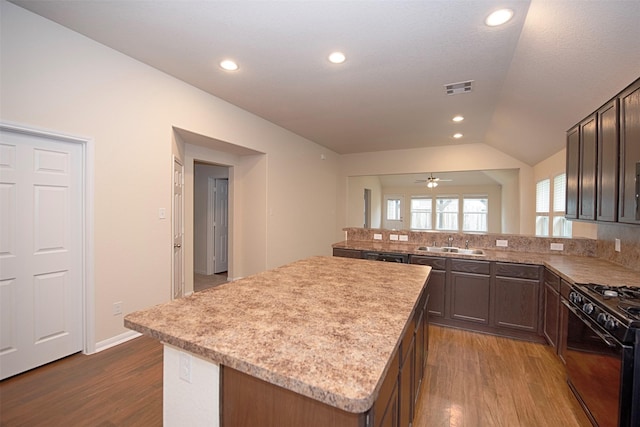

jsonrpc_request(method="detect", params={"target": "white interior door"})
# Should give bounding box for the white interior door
[0,128,83,380]
[172,158,184,299]
[213,179,228,274]
[383,194,405,230]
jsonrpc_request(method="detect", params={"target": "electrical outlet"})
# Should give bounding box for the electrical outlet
[179,352,192,383]
[373,233,383,240]
[113,301,123,316]
[550,243,564,251]
[496,239,508,247]
[399,235,409,242]
[615,238,621,252]
[389,234,399,241]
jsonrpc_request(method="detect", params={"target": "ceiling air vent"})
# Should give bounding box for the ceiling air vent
[444,80,474,95]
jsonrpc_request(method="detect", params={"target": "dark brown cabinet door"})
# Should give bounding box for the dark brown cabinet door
[425,270,445,318]
[579,114,597,220]
[398,336,414,427]
[450,272,491,324]
[543,283,560,348]
[493,276,540,332]
[618,78,640,224]
[597,99,619,222]
[566,125,580,219]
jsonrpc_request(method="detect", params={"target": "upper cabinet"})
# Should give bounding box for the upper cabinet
[618,79,640,224]
[566,77,640,226]
[565,126,579,220]
[579,113,597,221]
[597,99,619,222]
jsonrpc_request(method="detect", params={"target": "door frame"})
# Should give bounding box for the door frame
[0,122,95,354]
[172,156,184,299]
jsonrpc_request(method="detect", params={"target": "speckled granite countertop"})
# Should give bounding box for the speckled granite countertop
[125,256,431,413]
[333,241,639,287]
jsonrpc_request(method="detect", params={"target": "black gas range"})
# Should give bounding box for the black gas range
[570,283,640,344]
[565,283,640,427]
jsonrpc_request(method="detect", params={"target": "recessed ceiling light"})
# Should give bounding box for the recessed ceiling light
[328,52,346,64]
[452,115,464,122]
[453,133,463,139]
[485,9,513,26]
[220,59,239,71]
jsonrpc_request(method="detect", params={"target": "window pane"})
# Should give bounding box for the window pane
[553,174,566,212]
[386,199,401,220]
[436,197,458,230]
[553,216,572,237]
[410,197,432,230]
[536,215,549,236]
[463,197,488,232]
[536,179,550,213]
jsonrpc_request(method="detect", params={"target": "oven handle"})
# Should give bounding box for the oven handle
[562,300,619,348]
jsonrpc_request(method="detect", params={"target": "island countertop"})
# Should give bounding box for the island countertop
[124,256,431,413]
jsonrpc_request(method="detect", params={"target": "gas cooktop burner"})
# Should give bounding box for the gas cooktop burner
[618,302,640,320]
[585,283,640,300]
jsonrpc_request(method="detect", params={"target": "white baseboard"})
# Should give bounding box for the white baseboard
[94,330,142,354]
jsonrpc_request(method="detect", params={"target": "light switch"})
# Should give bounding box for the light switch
[159,208,166,219]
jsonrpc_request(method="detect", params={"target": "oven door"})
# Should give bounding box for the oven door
[563,300,634,427]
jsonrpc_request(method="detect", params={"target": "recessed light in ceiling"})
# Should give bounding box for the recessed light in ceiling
[453,133,463,139]
[452,115,464,122]
[220,59,239,71]
[485,9,514,26]
[328,52,346,64]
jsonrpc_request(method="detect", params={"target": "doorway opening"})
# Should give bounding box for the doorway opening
[194,161,229,292]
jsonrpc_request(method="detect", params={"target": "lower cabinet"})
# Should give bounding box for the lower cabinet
[543,269,561,348]
[333,248,363,259]
[411,256,544,343]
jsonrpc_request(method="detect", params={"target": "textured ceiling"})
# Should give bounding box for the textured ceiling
[10,0,640,166]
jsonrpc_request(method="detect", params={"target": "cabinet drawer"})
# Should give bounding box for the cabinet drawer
[409,255,446,270]
[332,248,362,259]
[450,259,490,275]
[495,262,540,280]
[544,268,561,291]
[560,279,572,299]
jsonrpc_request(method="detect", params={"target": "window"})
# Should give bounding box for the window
[536,179,550,236]
[463,196,488,232]
[410,197,432,230]
[553,174,572,237]
[386,198,401,221]
[436,197,458,230]
[536,174,572,237]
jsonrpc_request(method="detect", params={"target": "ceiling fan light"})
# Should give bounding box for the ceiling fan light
[427,181,438,188]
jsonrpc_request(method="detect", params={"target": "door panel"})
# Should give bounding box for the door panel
[172,158,184,299]
[0,128,83,380]
[214,179,228,274]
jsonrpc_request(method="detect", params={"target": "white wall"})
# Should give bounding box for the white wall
[347,175,382,228]
[1,2,339,344]
[533,148,597,239]
[338,143,534,239]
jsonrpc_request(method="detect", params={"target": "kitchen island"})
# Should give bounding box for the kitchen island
[125,256,431,427]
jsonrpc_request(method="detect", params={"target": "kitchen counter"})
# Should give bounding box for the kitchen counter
[125,256,431,418]
[333,240,639,288]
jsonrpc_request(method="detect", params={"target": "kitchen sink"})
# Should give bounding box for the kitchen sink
[417,246,485,256]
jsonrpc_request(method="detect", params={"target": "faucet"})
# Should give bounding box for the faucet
[465,239,469,249]
[448,235,454,247]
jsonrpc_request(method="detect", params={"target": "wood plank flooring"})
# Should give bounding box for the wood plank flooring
[414,326,592,427]
[0,326,592,426]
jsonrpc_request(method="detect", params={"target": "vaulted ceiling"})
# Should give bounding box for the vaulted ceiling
[11,0,640,166]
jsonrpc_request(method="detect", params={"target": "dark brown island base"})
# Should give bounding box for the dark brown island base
[125,256,431,427]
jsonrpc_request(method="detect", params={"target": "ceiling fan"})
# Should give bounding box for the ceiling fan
[414,173,452,188]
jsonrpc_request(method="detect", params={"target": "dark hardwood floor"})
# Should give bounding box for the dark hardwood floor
[0,336,163,426]
[1,326,591,426]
